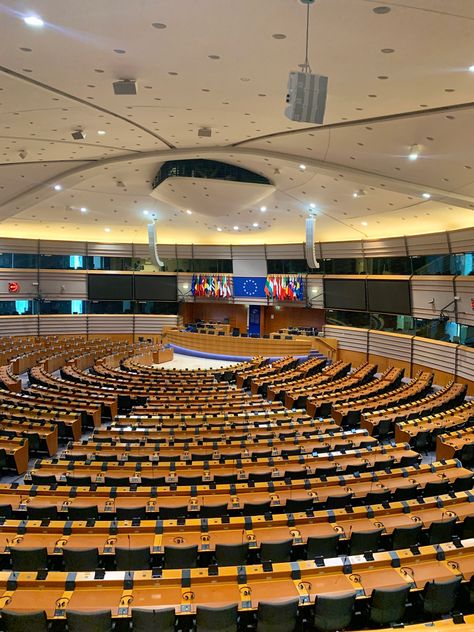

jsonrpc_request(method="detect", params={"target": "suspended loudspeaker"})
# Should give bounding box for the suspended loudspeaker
[147,222,164,269]
[305,217,320,269]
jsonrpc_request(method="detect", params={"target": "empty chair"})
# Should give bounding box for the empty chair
[393,484,419,501]
[30,473,56,486]
[399,454,420,468]
[462,515,474,539]
[11,546,48,571]
[66,475,92,487]
[127,454,149,462]
[325,493,353,510]
[256,599,299,632]
[242,501,271,516]
[424,479,450,498]
[0,504,12,518]
[285,497,313,513]
[116,505,147,521]
[191,452,213,462]
[163,544,198,569]
[260,539,292,563]
[131,607,176,632]
[215,543,249,567]
[249,470,272,483]
[68,505,99,521]
[365,489,391,505]
[27,505,58,520]
[177,474,202,486]
[200,503,228,518]
[104,475,130,487]
[420,576,462,617]
[214,473,238,485]
[115,546,151,571]
[372,457,395,471]
[251,450,272,459]
[2,610,49,632]
[314,466,337,478]
[281,447,301,457]
[63,547,99,571]
[140,476,166,487]
[349,528,383,555]
[391,524,422,549]
[66,609,112,632]
[159,505,187,520]
[196,604,238,632]
[344,462,368,475]
[306,534,340,559]
[412,431,431,453]
[452,473,473,492]
[427,517,457,544]
[283,469,306,481]
[313,592,356,632]
[459,443,474,467]
[376,420,393,442]
[369,585,410,627]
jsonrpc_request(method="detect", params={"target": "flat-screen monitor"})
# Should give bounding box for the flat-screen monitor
[323,278,367,311]
[88,274,133,300]
[134,275,177,301]
[367,280,411,315]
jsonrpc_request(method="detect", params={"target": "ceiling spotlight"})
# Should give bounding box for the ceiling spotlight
[116,180,126,188]
[71,130,86,140]
[422,192,431,199]
[112,79,137,95]
[23,15,44,27]
[299,164,307,171]
[309,203,316,208]
[260,206,267,212]
[361,221,368,226]
[186,209,192,215]
[80,207,88,213]
[143,210,149,215]
[252,222,259,227]
[53,184,62,191]
[198,127,212,137]
[469,65,474,73]
[353,189,366,198]
[233,225,239,230]
[104,227,111,232]
[97,130,106,135]
[217,227,222,232]
[18,150,27,160]
[408,144,420,161]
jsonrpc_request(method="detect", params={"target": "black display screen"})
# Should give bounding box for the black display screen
[134,275,177,301]
[323,278,367,311]
[88,274,133,300]
[367,280,411,315]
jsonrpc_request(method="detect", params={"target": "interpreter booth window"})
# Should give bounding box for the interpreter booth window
[321,258,363,274]
[325,310,371,328]
[38,255,86,269]
[135,301,179,315]
[364,257,411,275]
[88,301,134,314]
[39,300,86,315]
[267,259,309,273]
[0,253,38,268]
[0,300,34,315]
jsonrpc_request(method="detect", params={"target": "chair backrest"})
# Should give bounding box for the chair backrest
[462,515,474,539]
[214,474,238,485]
[242,501,271,516]
[325,493,353,509]
[140,476,166,487]
[313,592,356,632]
[177,475,202,486]
[260,539,292,563]
[452,473,473,492]
[66,475,92,487]
[104,476,130,487]
[200,503,229,518]
[306,534,340,559]
[428,517,457,544]
[196,604,238,632]
[424,479,450,497]
[249,470,272,483]
[349,528,383,555]
[68,505,99,520]
[0,504,12,518]
[392,484,419,501]
[31,473,56,486]
[285,497,313,513]
[27,504,58,520]
[391,524,422,549]
[257,598,299,632]
[215,543,249,567]
[63,547,99,572]
[11,547,48,571]
[131,607,175,632]
[422,576,462,616]
[163,544,198,569]
[2,610,49,632]
[369,585,409,626]
[159,505,187,519]
[116,505,147,521]
[115,546,151,571]
[66,609,112,632]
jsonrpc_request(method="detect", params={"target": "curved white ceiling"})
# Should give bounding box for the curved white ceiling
[0,0,473,244]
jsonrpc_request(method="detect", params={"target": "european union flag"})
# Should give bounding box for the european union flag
[233,277,267,298]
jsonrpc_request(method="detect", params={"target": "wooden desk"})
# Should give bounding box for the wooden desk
[436,429,474,461]
[0,438,28,475]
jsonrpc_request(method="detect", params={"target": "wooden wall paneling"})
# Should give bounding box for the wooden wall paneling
[410,276,455,320]
[263,306,324,335]
[412,338,457,376]
[368,331,413,375]
[324,325,369,357]
[39,270,88,300]
[0,270,38,300]
[454,277,474,327]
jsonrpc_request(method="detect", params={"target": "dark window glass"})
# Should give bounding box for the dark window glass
[86,256,136,271]
[365,257,412,275]
[39,300,86,314]
[325,310,371,328]
[88,301,134,314]
[411,255,452,275]
[0,300,34,315]
[0,253,13,268]
[267,259,309,274]
[192,259,233,273]
[39,255,86,270]
[135,301,178,315]
[321,258,364,274]
[12,253,38,268]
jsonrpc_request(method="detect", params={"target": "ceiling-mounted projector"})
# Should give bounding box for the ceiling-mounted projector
[285,71,328,124]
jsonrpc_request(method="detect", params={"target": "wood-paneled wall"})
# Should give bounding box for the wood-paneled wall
[179,303,248,333]
[262,306,325,335]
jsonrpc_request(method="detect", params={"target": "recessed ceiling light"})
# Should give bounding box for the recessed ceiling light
[353,189,366,198]
[80,207,87,213]
[53,184,62,191]
[23,15,44,27]
[272,33,287,39]
[361,221,368,226]
[217,227,222,232]
[104,227,111,232]
[97,130,106,135]
[186,209,192,215]
[233,225,239,230]
[143,210,149,215]
[260,206,267,212]
[152,22,167,29]
[469,65,474,73]
[373,6,391,13]
[299,164,306,170]
[252,222,259,227]
[422,192,431,199]
[408,144,420,161]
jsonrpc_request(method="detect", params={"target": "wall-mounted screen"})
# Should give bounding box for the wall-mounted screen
[134,275,177,301]
[367,280,411,315]
[323,278,367,311]
[88,274,133,300]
